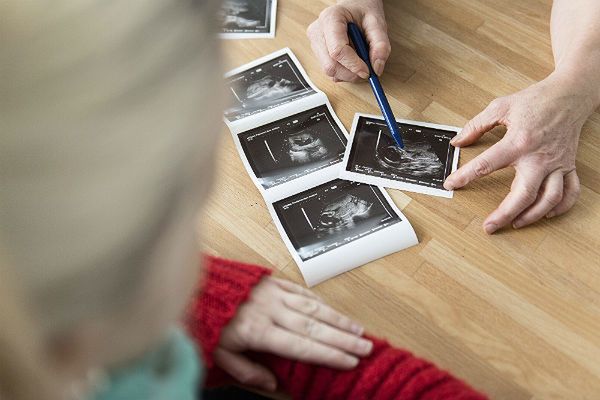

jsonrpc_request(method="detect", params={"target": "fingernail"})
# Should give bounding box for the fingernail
[373,59,385,76]
[450,134,461,145]
[358,70,370,80]
[546,211,556,219]
[360,339,373,354]
[346,356,359,368]
[513,220,523,229]
[267,381,277,392]
[484,223,498,234]
[443,180,454,191]
[351,323,364,335]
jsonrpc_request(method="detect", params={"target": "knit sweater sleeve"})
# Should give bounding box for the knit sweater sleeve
[185,256,487,400]
[184,255,272,368]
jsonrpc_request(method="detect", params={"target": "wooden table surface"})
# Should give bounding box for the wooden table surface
[200,1,600,398]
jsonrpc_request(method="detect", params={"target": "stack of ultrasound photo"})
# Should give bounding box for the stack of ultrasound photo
[223,48,461,286]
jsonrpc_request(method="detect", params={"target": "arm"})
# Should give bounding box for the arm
[187,256,487,399]
[551,0,600,98]
[254,336,486,400]
[444,0,600,233]
[186,255,371,391]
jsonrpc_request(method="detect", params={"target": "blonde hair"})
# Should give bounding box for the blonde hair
[0,1,222,398]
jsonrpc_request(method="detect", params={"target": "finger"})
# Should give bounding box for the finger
[214,348,277,391]
[262,326,360,369]
[273,309,373,356]
[320,7,370,79]
[547,170,580,218]
[444,139,516,190]
[451,99,508,147]
[513,169,564,228]
[282,293,364,335]
[309,27,359,82]
[361,14,391,76]
[483,165,546,234]
[270,277,323,301]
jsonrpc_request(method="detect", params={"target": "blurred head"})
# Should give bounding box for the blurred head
[0,1,222,399]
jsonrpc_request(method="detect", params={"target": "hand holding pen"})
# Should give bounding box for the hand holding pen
[306,0,391,82]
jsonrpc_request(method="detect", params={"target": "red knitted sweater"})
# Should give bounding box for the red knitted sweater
[185,255,487,400]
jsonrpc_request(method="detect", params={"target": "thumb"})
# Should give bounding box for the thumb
[214,348,277,392]
[452,99,508,147]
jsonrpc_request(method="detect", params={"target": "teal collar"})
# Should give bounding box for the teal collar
[91,328,202,400]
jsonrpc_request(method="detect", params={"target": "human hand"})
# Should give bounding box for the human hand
[306,0,390,82]
[444,73,599,234]
[214,277,372,391]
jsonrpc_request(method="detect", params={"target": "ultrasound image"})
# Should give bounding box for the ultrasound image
[239,105,347,188]
[220,0,273,34]
[347,117,457,189]
[273,179,401,261]
[225,53,316,121]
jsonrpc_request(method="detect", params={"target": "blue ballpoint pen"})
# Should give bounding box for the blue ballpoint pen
[347,22,405,149]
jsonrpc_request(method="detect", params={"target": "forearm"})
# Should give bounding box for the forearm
[254,337,487,400]
[551,0,600,108]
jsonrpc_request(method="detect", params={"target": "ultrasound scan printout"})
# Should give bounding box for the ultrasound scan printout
[269,179,418,286]
[220,0,277,39]
[223,50,419,286]
[272,180,401,261]
[341,114,461,198]
[224,51,316,122]
[238,105,347,190]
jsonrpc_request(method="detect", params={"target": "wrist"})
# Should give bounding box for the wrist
[549,67,600,113]
[553,52,600,111]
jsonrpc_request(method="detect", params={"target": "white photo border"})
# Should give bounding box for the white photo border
[340,113,461,199]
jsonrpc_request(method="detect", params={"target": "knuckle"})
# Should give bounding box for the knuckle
[373,41,391,57]
[290,335,311,357]
[233,314,268,348]
[336,314,350,328]
[329,44,346,61]
[495,210,512,223]
[303,318,318,336]
[513,134,533,153]
[320,5,341,22]
[323,61,338,77]
[518,186,538,204]
[488,98,506,113]
[473,158,493,178]
[546,190,563,206]
[301,299,320,316]
[234,317,254,341]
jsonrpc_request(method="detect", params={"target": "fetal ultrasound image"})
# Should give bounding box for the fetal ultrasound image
[225,53,316,121]
[238,105,347,188]
[220,0,273,34]
[346,117,458,189]
[273,179,401,261]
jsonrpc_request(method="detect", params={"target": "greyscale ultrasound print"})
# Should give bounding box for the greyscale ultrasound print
[273,179,401,261]
[220,0,274,34]
[238,105,347,189]
[225,54,316,121]
[347,117,457,190]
